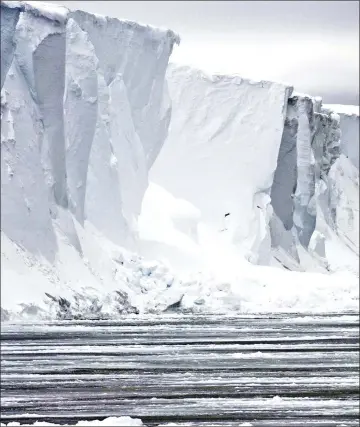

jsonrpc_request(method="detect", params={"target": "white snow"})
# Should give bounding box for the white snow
[21,1,69,24]
[1,1,359,320]
[138,182,202,272]
[324,104,359,116]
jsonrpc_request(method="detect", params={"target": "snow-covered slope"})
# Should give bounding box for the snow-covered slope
[1,2,358,319]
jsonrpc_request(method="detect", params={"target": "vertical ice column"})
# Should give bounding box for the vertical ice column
[270,115,298,231]
[291,96,317,248]
[33,32,67,207]
[1,4,20,89]
[15,12,68,208]
[337,113,358,169]
[69,10,179,169]
[1,62,58,262]
[64,18,98,224]
[70,9,178,242]
[270,95,342,262]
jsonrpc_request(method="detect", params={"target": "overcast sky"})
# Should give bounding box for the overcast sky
[52,1,359,105]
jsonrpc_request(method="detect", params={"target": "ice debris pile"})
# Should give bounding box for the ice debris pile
[1,1,359,319]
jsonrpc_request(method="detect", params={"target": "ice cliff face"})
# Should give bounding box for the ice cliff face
[0,2,20,88]
[1,1,179,254]
[323,104,359,170]
[151,66,359,274]
[270,97,359,273]
[150,64,293,265]
[1,1,180,316]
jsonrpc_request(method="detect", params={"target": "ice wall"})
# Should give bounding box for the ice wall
[339,114,359,168]
[70,10,175,169]
[323,104,359,169]
[15,9,68,208]
[1,1,179,259]
[271,95,340,248]
[0,3,20,89]
[270,94,358,272]
[151,65,358,273]
[150,64,292,263]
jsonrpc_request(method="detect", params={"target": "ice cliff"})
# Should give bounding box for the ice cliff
[1,1,180,317]
[269,97,358,273]
[323,104,359,169]
[150,65,359,275]
[1,2,358,319]
[150,64,293,265]
[1,1,178,247]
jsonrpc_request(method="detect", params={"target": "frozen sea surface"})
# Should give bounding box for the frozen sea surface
[1,313,359,426]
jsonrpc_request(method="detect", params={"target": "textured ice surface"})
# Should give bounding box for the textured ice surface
[270,115,298,232]
[324,104,359,169]
[270,95,358,274]
[270,96,338,265]
[0,3,20,89]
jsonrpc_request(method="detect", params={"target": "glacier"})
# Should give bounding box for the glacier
[1,1,358,320]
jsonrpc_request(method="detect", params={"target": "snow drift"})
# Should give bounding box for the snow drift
[1,2,358,319]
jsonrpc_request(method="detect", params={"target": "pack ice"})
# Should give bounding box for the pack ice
[1,1,358,319]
